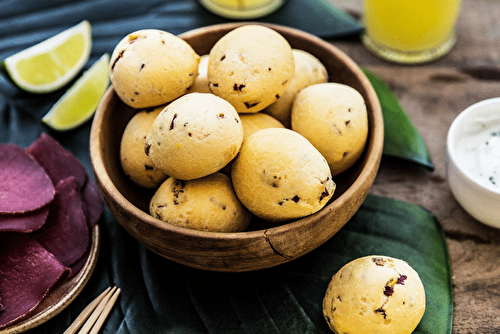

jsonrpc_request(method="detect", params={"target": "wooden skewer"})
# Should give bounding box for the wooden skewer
[76,286,116,334]
[63,287,111,334]
[63,286,120,334]
[88,288,121,334]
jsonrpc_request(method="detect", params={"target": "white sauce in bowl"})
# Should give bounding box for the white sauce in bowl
[456,115,500,192]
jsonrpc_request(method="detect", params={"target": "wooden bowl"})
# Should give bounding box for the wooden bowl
[89,22,384,272]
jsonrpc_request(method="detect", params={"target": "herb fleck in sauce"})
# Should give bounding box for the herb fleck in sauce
[457,117,500,192]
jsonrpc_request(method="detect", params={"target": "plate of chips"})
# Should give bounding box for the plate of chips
[0,134,103,333]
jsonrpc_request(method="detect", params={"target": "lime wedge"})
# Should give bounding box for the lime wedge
[1,20,92,94]
[42,53,110,131]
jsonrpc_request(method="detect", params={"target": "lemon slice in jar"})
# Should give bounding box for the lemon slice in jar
[42,53,110,131]
[0,20,92,94]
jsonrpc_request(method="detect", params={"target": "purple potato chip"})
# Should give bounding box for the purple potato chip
[33,176,89,267]
[82,178,103,227]
[0,206,50,232]
[26,133,104,228]
[26,133,87,188]
[68,248,88,278]
[0,143,55,214]
[0,233,69,329]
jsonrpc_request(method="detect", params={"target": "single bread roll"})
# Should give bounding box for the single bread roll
[188,54,211,94]
[239,113,285,141]
[150,172,251,232]
[120,106,168,188]
[145,93,243,180]
[219,113,285,175]
[207,25,295,113]
[264,49,328,128]
[231,128,335,222]
[110,29,200,108]
[323,255,426,334]
[291,83,368,176]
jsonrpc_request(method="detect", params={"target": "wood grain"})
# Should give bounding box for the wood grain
[90,23,384,272]
[327,0,500,332]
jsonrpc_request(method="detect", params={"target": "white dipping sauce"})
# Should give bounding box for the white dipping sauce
[456,115,500,192]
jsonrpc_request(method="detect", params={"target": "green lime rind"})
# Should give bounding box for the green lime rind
[41,53,110,131]
[1,20,92,94]
[0,60,16,86]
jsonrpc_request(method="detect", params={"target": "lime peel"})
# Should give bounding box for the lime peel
[42,53,110,131]
[1,20,92,94]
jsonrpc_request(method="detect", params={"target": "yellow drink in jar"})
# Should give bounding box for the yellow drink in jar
[198,0,285,19]
[362,0,462,63]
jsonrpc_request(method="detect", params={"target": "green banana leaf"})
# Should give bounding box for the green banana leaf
[363,67,435,171]
[34,194,453,333]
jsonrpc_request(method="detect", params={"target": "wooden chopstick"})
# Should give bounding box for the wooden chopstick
[63,286,120,334]
[88,288,121,334]
[63,287,111,334]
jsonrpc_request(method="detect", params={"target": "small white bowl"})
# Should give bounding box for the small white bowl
[446,97,500,228]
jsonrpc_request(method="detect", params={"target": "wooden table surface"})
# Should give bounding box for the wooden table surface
[326,0,500,333]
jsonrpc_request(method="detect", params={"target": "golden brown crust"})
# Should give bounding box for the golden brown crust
[264,49,328,128]
[291,83,368,176]
[145,93,243,180]
[231,128,335,222]
[323,255,426,334]
[188,54,211,94]
[110,29,200,108]
[119,106,168,188]
[239,113,285,141]
[149,172,251,232]
[207,25,295,114]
